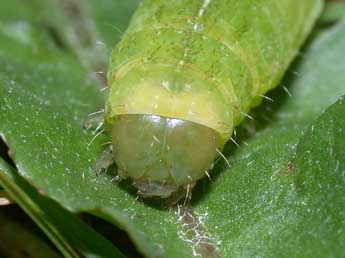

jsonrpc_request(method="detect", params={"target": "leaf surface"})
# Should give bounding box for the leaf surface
[0,2,344,257]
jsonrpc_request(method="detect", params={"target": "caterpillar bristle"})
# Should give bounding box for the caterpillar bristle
[204,170,211,181]
[87,109,104,116]
[282,86,293,97]
[101,141,112,146]
[260,94,275,102]
[183,183,192,207]
[93,122,104,134]
[96,40,106,47]
[240,111,254,121]
[106,23,125,37]
[88,129,105,147]
[93,71,105,74]
[230,137,241,148]
[216,148,231,168]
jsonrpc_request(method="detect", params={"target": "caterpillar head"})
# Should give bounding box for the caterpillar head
[105,63,228,199]
[111,114,220,198]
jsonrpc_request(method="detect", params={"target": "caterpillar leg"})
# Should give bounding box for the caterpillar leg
[84,109,113,175]
[111,114,220,200]
[95,146,113,176]
[83,109,104,130]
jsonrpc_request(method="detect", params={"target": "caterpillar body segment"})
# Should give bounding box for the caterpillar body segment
[103,0,323,198]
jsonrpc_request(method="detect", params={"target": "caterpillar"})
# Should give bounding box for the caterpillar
[94,0,323,199]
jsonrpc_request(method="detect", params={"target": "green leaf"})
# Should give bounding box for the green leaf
[0,158,126,258]
[292,96,345,257]
[0,2,191,257]
[0,2,345,258]
[0,0,140,75]
[321,1,345,23]
[192,22,345,257]
[0,207,63,258]
[82,0,142,48]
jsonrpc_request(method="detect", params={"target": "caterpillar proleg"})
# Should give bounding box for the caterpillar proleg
[101,0,323,199]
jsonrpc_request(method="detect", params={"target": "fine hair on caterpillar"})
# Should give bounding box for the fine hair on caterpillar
[85,0,323,202]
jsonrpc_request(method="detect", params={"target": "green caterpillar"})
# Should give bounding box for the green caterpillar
[98,0,323,199]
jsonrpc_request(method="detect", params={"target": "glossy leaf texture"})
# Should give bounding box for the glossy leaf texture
[0,1,345,258]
